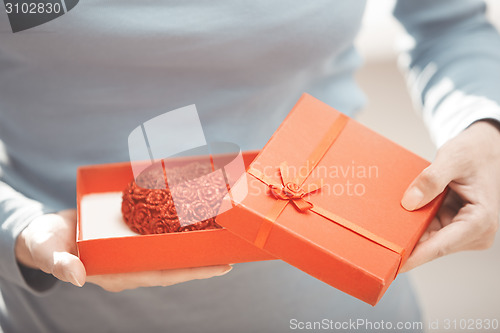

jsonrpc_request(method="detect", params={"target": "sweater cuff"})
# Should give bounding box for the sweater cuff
[424,92,500,147]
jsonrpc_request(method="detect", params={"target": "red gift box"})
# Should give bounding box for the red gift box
[216,93,446,305]
[76,151,274,276]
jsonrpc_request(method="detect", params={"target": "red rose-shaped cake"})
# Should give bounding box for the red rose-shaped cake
[122,161,227,234]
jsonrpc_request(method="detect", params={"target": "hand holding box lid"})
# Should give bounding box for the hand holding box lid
[216,93,446,305]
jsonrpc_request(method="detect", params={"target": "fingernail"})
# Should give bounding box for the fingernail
[216,266,233,276]
[401,187,424,211]
[69,272,83,287]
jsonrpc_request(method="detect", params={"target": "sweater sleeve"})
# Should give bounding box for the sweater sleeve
[393,0,500,147]
[0,180,58,293]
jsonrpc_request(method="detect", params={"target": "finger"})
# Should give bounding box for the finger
[50,251,87,287]
[400,220,473,272]
[401,152,458,211]
[87,265,232,292]
[415,216,441,244]
[151,265,233,286]
[435,191,462,228]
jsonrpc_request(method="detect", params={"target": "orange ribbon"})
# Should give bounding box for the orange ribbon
[267,162,323,212]
[247,113,404,263]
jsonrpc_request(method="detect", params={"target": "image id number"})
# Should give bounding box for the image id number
[443,318,499,330]
[5,2,62,14]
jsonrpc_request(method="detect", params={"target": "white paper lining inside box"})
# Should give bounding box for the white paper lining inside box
[80,192,138,240]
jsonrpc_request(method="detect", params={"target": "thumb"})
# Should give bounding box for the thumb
[401,153,455,211]
[49,251,87,287]
[22,210,87,287]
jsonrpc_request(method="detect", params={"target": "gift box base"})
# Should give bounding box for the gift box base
[77,151,275,276]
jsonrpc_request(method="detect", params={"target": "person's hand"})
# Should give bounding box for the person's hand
[400,120,500,272]
[15,209,232,291]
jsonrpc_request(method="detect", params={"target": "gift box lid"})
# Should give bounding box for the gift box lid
[216,93,445,305]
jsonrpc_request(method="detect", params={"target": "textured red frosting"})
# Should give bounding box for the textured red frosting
[121,161,227,234]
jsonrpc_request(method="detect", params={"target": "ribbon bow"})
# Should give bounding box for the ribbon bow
[267,162,323,212]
